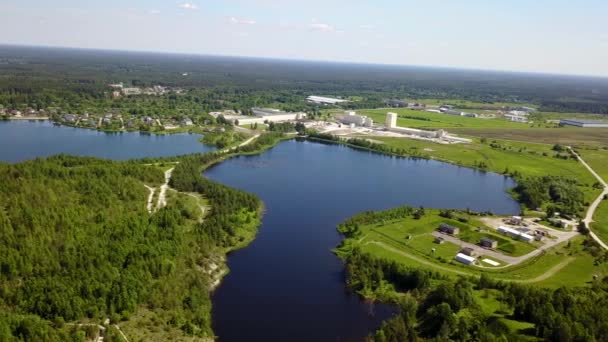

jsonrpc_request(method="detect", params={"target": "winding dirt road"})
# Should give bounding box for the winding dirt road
[156,167,174,210]
[569,147,608,250]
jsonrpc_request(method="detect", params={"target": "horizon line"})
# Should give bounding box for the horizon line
[2,43,608,80]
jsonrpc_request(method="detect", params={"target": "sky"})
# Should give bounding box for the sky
[1,0,607,76]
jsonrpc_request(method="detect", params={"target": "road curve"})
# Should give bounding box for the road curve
[569,147,608,250]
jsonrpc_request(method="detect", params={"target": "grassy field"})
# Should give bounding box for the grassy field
[449,127,608,146]
[579,147,608,180]
[577,148,608,244]
[355,108,529,129]
[340,208,607,287]
[592,201,608,244]
[410,98,537,110]
[370,136,597,185]
[352,221,604,288]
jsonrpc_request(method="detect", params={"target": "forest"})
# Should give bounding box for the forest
[2,45,608,115]
[0,153,262,340]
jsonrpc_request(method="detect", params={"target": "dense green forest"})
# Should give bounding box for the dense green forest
[0,154,262,340]
[2,45,608,114]
[337,207,608,342]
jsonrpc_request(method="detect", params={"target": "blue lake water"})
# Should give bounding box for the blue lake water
[0,120,213,162]
[205,140,519,341]
[0,122,520,340]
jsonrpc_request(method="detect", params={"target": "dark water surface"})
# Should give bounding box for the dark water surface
[0,120,213,162]
[206,140,519,341]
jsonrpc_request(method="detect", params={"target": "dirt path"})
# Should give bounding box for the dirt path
[144,185,155,213]
[515,257,574,283]
[185,192,208,222]
[221,134,260,153]
[114,325,130,342]
[569,147,608,250]
[156,168,174,210]
[366,241,470,276]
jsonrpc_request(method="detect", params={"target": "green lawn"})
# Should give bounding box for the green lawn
[360,212,534,257]
[372,136,596,186]
[356,108,529,129]
[411,98,537,110]
[592,201,608,244]
[579,148,608,181]
[449,127,608,146]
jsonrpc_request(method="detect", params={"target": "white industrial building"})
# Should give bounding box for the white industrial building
[234,108,307,125]
[339,111,373,127]
[455,253,476,265]
[497,226,534,242]
[504,110,529,123]
[385,112,446,139]
[559,119,608,128]
[306,95,349,105]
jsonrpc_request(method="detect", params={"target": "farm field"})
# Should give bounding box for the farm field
[449,127,608,146]
[369,136,597,186]
[356,108,529,129]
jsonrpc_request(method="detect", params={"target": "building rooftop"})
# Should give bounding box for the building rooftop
[560,119,608,124]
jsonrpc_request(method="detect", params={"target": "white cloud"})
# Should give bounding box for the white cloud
[230,17,256,25]
[309,20,335,32]
[178,3,198,10]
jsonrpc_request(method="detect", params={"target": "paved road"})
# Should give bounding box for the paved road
[569,147,608,250]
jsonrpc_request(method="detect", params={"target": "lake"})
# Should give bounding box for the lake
[0,120,214,162]
[205,140,519,341]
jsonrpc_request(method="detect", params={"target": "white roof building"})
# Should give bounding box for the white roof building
[498,226,534,242]
[306,96,349,105]
[455,253,476,265]
[339,111,373,127]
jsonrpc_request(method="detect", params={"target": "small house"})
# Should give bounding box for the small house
[509,216,523,225]
[434,236,445,244]
[455,253,475,265]
[460,247,476,257]
[480,237,498,249]
[438,223,460,235]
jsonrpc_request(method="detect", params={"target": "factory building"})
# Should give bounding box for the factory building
[559,119,608,128]
[385,112,445,139]
[234,108,306,125]
[497,226,534,242]
[339,111,373,127]
[504,110,529,123]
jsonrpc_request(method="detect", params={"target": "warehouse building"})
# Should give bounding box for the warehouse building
[559,119,608,128]
[455,253,476,265]
[306,95,349,105]
[234,108,306,125]
[497,226,534,242]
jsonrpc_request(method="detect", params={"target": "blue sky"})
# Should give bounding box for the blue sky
[1,0,607,76]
